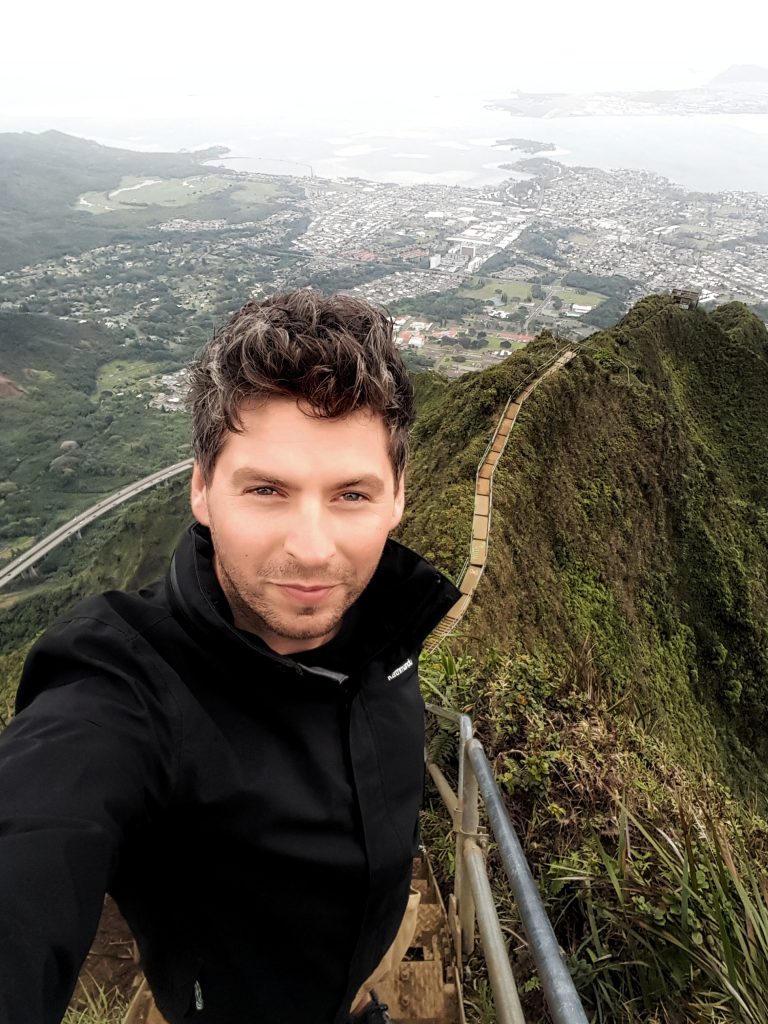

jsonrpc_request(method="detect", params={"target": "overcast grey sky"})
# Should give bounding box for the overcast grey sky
[4,0,768,120]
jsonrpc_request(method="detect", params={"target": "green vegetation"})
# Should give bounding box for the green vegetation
[457,276,607,314]
[0,131,232,271]
[496,138,557,154]
[515,226,570,266]
[391,290,487,324]
[76,174,281,224]
[63,986,129,1024]
[0,475,191,694]
[563,270,639,301]
[0,312,190,544]
[458,278,533,305]
[291,260,395,294]
[94,359,162,395]
[421,645,768,1023]
[552,287,606,306]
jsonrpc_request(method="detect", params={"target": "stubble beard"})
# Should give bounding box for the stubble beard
[212,544,373,647]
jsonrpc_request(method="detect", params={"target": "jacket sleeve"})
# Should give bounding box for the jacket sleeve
[0,616,179,1024]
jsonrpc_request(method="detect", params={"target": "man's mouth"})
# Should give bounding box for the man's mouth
[275,583,338,604]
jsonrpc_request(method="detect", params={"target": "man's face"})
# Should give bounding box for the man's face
[190,398,405,655]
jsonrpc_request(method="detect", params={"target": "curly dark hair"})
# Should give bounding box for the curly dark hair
[187,290,414,481]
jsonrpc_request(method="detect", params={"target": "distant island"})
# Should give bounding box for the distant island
[487,66,768,118]
[495,137,557,153]
[708,64,768,85]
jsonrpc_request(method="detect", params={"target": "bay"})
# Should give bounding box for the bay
[1,100,767,194]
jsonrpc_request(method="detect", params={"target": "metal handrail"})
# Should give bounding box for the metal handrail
[425,703,589,1024]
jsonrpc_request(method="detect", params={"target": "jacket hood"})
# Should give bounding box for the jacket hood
[167,523,461,678]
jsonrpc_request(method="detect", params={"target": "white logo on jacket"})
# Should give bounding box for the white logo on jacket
[387,657,414,681]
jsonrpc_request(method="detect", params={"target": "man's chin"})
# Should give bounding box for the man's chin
[271,610,343,644]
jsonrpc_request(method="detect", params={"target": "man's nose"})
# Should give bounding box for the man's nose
[283,506,337,567]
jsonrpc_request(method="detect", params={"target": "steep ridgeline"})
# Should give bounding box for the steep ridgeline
[399,295,768,791]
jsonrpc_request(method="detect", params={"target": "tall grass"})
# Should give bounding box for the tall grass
[552,805,768,1022]
[421,646,768,1023]
[63,985,129,1024]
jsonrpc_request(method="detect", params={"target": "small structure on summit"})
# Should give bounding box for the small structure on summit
[671,288,701,309]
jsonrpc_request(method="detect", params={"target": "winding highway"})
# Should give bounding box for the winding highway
[0,459,193,592]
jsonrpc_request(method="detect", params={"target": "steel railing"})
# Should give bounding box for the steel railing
[425,703,589,1024]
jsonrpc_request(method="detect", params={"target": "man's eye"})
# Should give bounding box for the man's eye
[249,486,277,496]
[341,492,367,502]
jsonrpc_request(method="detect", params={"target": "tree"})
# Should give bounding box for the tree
[552,296,563,311]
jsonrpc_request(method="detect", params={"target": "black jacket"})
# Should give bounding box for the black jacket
[0,524,460,1024]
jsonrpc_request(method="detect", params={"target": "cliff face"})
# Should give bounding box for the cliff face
[398,296,768,790]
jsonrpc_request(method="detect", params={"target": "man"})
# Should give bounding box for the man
[0,291,461,1024]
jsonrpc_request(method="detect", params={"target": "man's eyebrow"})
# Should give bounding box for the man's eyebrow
[337,475,387,493]
[231,467,291,488]
[230,468,387,492]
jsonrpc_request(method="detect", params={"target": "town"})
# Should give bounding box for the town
[1,154,767,397]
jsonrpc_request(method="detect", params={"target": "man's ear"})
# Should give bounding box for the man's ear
[390,473,405,531]
[190,463,210,526]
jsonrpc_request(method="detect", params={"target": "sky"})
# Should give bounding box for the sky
[3,0,768,121]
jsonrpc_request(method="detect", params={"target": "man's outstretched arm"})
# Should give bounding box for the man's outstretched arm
[0,619,177,1024]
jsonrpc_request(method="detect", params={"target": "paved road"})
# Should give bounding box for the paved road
[0,459,193,592]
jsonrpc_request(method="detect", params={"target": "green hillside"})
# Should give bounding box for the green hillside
[0,130,228,270]
[401,296,768,787]
[0,312,191,547]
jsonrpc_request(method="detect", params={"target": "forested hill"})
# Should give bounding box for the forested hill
[0,130,225,271]
[399,295,768,788]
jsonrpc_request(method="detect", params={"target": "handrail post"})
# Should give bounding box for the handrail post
[456,713,478,955]
[425,703,590,1024]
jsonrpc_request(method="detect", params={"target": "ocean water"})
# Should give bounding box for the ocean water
[2,99,767,195]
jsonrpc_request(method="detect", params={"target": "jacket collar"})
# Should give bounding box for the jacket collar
[167,523,461,680]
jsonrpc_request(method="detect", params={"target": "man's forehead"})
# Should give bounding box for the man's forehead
[238,395,383,425]
[231,400,385,443]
